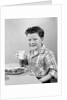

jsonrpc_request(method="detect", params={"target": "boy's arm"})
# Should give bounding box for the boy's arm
[39,51,57,83]
[39,73,51,82]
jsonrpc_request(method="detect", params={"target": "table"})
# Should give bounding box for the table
[5,63,40,85]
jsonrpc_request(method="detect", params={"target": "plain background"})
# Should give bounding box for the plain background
[5,18,57,64]
[0,0,67,100]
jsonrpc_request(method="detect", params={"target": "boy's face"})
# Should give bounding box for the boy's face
[27,33,43,51]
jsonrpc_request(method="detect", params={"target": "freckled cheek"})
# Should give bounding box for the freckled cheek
[37,41,41,46]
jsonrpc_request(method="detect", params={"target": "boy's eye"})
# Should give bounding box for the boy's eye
[28,39,31,41]
[28,38,37,41]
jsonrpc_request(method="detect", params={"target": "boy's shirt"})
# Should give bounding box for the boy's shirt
[25,44,57,78]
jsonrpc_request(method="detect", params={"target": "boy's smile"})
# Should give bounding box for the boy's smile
[27,33,43,51]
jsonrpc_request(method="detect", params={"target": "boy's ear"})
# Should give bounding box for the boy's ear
[41,37,44,41]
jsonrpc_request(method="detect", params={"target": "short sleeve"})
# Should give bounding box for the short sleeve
[43,50,57,78]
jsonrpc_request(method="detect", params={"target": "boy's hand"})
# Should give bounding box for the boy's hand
[39,73,51,83]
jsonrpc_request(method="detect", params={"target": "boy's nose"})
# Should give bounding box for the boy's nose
[30,40,34,44]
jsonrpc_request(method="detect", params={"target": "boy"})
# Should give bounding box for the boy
[16,26,57,83]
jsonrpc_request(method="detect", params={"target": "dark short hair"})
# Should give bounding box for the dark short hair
[25,26,44,38]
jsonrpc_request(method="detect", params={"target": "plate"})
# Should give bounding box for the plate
[5,67,26,75]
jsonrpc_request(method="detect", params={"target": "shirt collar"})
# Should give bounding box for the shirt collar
[29,44,46,58]
[39,44,46,54]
